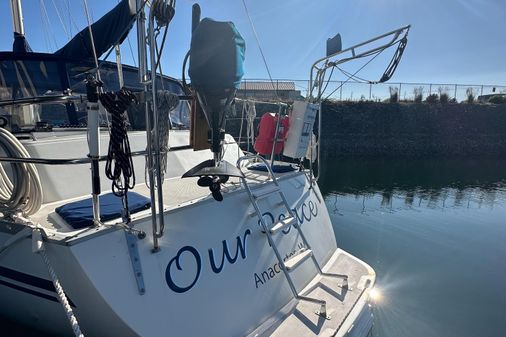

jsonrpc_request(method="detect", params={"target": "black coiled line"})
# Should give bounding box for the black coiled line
[99,90,137,213]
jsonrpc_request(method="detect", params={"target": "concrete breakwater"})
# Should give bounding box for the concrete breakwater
[321,102,506,158]
[225,101,506,158]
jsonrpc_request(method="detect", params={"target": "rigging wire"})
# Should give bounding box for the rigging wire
[318,32,408,101]
[116,0,137,67]
[82,0,102,82]
[65,0,81,35]
[154,26,170,81]
[319,66,335,99]
[322,48,386,101]
[50,0,71,40]
[240,0,281,101]
[310,29,408,100]
[126,37,137,67]
[335,66,372,83]
[39,0,59,51]
[65,0,73,36]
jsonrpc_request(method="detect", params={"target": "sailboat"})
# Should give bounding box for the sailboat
[0,1,409,336]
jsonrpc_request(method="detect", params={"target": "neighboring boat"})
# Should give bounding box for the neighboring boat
[0,1,409,336]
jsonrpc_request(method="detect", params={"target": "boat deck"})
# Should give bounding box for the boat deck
[30,167,301,234]
[252,249,375,337]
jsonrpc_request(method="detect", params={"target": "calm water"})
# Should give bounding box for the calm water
[3,158,506,336]
[320,158,506,337]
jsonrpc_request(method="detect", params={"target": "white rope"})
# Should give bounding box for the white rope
[39,246,84,337]
[32,225,84,337]
[0,128,42,216]
[7,215,84,337]
[245,101,257,151]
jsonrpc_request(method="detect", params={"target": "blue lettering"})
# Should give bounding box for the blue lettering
[257,212,274,231]
[308,201,318,217]
[292,200,318,227]
[208,229,251,273]
[165,246,202,294]
[254,273,264,288]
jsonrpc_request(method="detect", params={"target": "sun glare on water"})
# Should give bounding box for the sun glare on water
[369,287,383,303]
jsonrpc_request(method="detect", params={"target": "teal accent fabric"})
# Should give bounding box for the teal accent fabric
[189,18,246,90]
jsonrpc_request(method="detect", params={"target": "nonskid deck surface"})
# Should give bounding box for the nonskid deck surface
[260,250,374,337]
[29,167,296,234]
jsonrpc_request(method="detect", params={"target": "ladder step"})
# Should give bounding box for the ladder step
[270,216,297,234]
[284,249,313,271]
[252,185,280,200]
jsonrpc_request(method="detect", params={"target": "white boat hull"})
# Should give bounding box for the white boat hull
[0,172,374,336]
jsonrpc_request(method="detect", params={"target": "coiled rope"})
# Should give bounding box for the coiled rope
[0,128,42,216]
[145,91,179,186]
[156,91,179,179]
[99,90,137,203]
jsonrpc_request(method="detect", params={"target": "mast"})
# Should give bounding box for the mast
[9,0,25,36]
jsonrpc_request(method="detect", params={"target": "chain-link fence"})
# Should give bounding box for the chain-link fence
[240,78,506,103]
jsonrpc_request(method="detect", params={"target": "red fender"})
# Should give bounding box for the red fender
[254,113,290,155]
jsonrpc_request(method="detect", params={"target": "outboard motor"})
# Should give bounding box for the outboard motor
[182,16,246,201]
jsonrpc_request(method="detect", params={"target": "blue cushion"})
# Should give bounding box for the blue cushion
[55,192,151,229]
[248,164,296,173]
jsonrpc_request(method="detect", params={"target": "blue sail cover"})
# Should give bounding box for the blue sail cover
[189,18,245,90]
[55,0,136,60]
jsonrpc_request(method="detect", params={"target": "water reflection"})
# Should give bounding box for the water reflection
[320,158,506,212]
[321,158,506,337]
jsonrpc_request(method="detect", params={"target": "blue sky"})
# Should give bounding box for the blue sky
[0,0,505,85]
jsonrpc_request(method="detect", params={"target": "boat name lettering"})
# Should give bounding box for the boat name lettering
[208,229,251,273]
[165,201,317,293]
[165,230,251,293]
[259,200,318,234]
[254,242,306,289]
[165,246,202,294]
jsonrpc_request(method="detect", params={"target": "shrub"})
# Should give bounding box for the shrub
[413,87,423,103]
[489,95,506,104]
[438,87,449,104]
[426,93,439,103]
[389,86,399,103]
[466,88,475,104]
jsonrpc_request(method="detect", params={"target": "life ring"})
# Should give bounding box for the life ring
[254,113,289,155]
